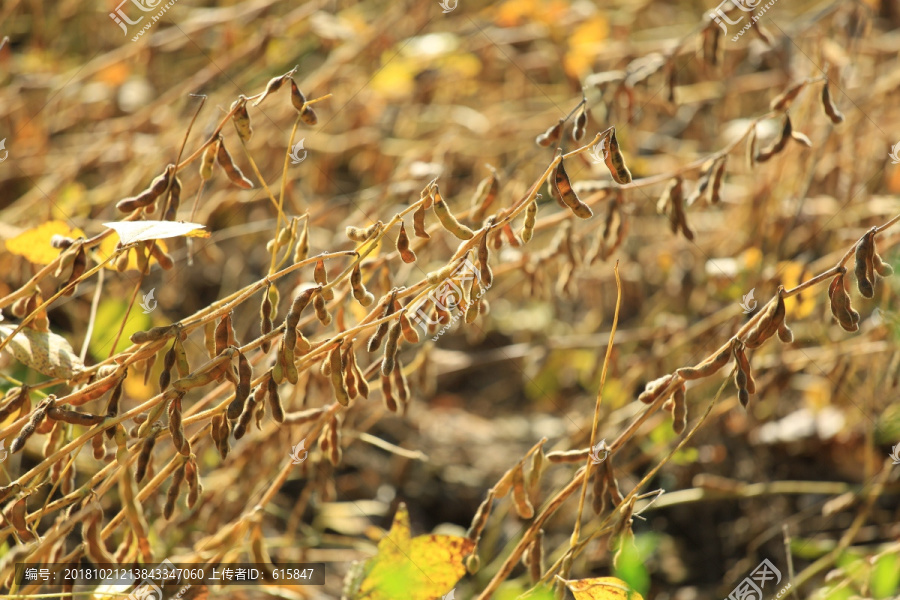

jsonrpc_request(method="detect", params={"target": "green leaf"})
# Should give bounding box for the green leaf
[871,551,900,598]
[88,298,153,360]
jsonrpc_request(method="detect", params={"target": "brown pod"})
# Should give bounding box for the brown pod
[186,458,201,508]
[235,384,264,439]
[471,165,499,222]
[381,374,397,412]
[572,105,588,141]
[397,222,416,263]
[48,406,104,426]
[232,97,253,142]
[756,114,792,162]
[526,530,544,583]
[672,383,687,434]
[172,336,190,378]
[0,386,28,422]
[312,289,332,326]
[148,241,174,269]
[637,373,674,404]
[555,155,593,219]
[368,290,398,352]
[854,231,876,298]
[314,260,335,301]
[535,119,563,147]
[159,341,176,393]
[167,392,188,455]
[521,199,538,243]
[343,347,359,399]
[381,320,402,376]
[393,361,410,407]
[477,229,493,287]
[289,78,306,110]
[350,263,375,307]
[510,464,534,519]
[293,218,310,263]
[91,431,106,460]
[260,287,274,353]
[163,175,182,221]
[466,490,495,542]
[164,460,187,520]
[200,140,218,180]
[432,185,475,240]
[708,156,727,204]
[10,398,51,454]
[777,322,794,343]
[214,314,230,356]
[135,434,157,483]
[412,203,430,239]
[829,271,859,331]
[61,244,87,296]
[346,223,380,242]
[732,341,752,407]
[769,80,808,111]
[116,169,171,212]
[349,346,369,398]
[676,346,731,380]
[399,311,419,343]
[267,375,284,423]
[330,346,350,407]
[132,324,174,345]
[592,463,608,515]
[603,128,633,184]
[216,137,254,188]
[821,82,845,124]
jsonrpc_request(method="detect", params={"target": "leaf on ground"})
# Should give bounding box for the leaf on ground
[103,220,208,245]
[351,502,474,600]
[0,324,84,379]
[565,576,645,600]
[5,220,86,265]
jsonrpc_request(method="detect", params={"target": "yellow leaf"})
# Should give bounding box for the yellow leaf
[350,503,474,600]
[564,16,610,79]
[5,220,85,265]
[565,576,645,600]
[778,261,815,319]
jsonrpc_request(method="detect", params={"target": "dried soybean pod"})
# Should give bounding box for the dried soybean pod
[769,80,808,111]
[555,154,593,219]
[106,374,124,429]
[368,290,398,352]
[777,320,794,343]
[255,72,290,106]
[829,271,859,331]
[471,165,499,221]
[521,199,538,243]
[381,320,402,376]
[343,348,359,399]
[83,507,114,564]
[293,218,310,263]
[592,462,609,515]
[216,137,254,188]
[493,469,514,498]
[267,375,284,423]
[511,465,534,519]
[203,321,217,358]
[396,222,416,263]
[873,251,894,277]
[313,289,332,326]
[163,175,182,221]
[135,434,157,483]
[603,128,633,184]
[235,384,263,439]
[11,398,51,454]
[231,97,253,141]
[638,373,674,404]
[185,458,201,508]
[746,125,758,168]
[329,346,350,407]
[48,406,104,426]
[214,314,230,356]
[116,169,171,212]
[527,530,544,583]
[164,459,187,519]
[159,340,176,393]
[172,335,190,378]
[346,223,379,242]
[393,361,410,408]
[672,383,687,434]
[61,243,86,296]
[477,228,493,286]
[148,241,174,269]
[381,374,397,412]
[535,119,563,147]
[709,156,726,204]
[821,82,845,124]
[398,311,419,343]
[91,431,106,460]
[199,140,218,180]
[757,114,792,162]
[314,260,335,301]
[572,104,588,141]
[0,386,28,421]
[349,346,369,398]
[466,490,494,542]
[412,203,430,239]
[350,262,375,307]
[732,341,751,407]
[168,392,189,455]
[676,345,731,380]
[227,351,251,420]
[432,185,475,239]
[215,415,231,459]
[327,414,342,465]
[260,286,274,353]
[855,231,876,298]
